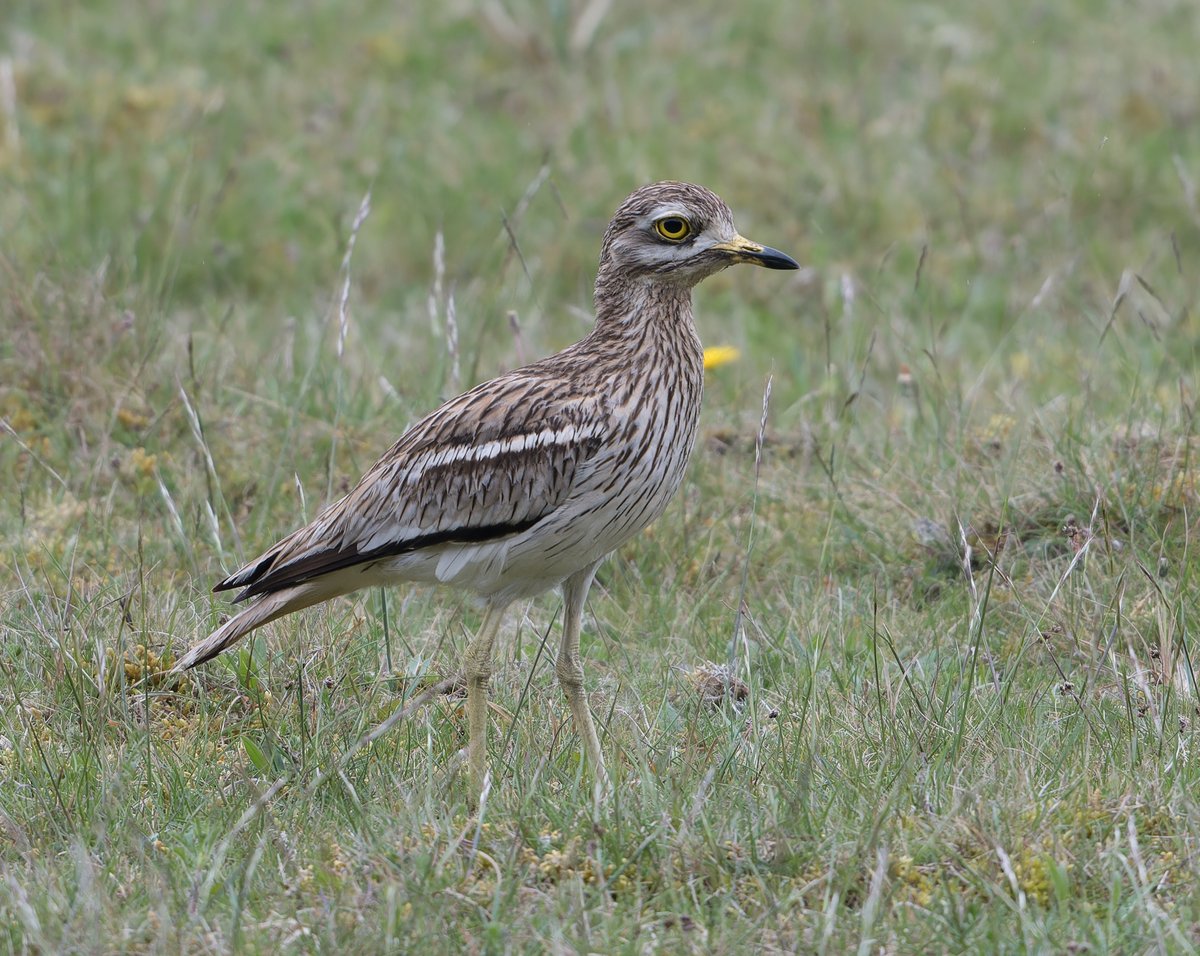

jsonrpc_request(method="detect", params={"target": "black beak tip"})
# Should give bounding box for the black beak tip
[757,246,801,271]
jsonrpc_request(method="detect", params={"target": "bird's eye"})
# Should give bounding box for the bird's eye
[654,216,691,242]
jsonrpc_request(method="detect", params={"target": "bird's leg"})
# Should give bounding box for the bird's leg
[463,601,508,808]
[557,561,611,798]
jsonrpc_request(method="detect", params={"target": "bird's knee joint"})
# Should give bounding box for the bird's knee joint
[556,658,584,690]
[468,673,490,692]
[465,656,492,686]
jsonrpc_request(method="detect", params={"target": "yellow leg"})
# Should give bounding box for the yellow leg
[464,601,508,808]
[557,562,611,799]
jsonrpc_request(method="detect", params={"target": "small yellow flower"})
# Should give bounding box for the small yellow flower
[117,407,150,430]
[703,346,740,371]
[130,447,158,476]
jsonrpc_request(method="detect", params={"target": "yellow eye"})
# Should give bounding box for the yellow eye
[654,216,691,242]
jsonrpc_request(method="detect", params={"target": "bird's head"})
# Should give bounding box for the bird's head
[597,181,799,289]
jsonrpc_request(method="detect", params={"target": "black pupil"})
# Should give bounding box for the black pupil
[663,219,684,235]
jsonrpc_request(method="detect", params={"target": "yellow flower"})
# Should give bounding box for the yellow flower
[131,447,157,476]
[703,346,740,371]
[117,407,150,430]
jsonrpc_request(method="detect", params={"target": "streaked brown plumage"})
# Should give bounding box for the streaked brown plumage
[176,181,798,803]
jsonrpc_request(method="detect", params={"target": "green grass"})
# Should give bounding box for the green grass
[3,0,1200,951]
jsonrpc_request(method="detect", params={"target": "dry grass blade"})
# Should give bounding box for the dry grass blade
[335,189,372,358]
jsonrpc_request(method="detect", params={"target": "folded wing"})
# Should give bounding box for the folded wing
[217,374,610,602]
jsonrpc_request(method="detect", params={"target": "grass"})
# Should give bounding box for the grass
[2,0,1200,951]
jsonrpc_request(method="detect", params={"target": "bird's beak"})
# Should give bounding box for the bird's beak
[711,235,800,271]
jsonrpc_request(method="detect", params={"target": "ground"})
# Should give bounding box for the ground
[2,0,1199,952]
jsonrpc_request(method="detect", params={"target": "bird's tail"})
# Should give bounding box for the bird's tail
[174,581,336,672]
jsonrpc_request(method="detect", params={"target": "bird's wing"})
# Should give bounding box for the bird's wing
[215,370,612,601]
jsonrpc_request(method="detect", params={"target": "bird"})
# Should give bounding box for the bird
[174,181,799,805]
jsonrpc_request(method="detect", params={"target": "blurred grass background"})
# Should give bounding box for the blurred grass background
[2,0,1199,952]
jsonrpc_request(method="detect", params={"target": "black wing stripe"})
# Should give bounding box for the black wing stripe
[220,517,542,603]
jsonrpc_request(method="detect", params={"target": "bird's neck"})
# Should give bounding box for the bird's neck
[590,272,700,353]
[583,272,705,438]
